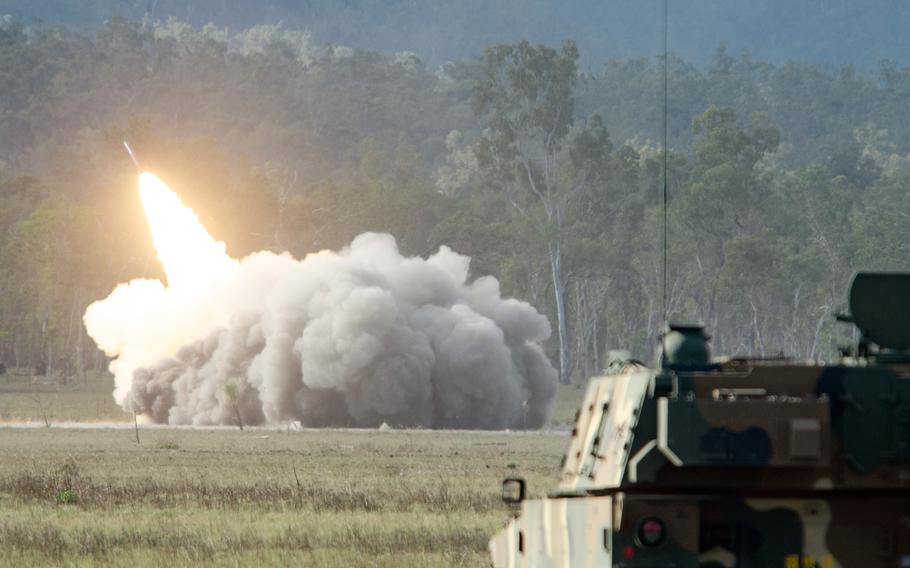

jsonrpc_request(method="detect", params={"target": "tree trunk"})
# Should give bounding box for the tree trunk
[750,296,765,357]
[549,240,571,384]
[592,307,600,373]
[235,405,244,431]
[574,281,591,381]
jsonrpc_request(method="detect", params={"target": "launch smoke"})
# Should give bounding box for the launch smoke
[84,174,558,429]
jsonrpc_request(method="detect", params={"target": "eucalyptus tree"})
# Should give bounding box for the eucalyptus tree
[472,40,613,383]
[672,107,779,341]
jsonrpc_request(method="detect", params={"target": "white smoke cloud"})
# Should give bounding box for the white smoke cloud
[85,232,558,429]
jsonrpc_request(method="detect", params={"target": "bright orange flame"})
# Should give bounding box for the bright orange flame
[137,172,237,291]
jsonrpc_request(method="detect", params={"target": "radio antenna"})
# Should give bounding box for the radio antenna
[661,0,670,325]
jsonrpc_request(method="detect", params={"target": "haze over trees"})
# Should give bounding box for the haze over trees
[5,0,910,67]
[2,11,910,386]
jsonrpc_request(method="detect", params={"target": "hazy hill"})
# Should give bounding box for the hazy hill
[2,0,909,68]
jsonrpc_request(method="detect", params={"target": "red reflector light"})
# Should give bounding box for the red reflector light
[636,517,667,547]
[623,546,636,559]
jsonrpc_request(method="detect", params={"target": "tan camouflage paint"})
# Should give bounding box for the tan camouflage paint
[559,366,651,492]
[489,496,613,568]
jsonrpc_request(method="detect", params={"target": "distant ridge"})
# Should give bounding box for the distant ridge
[2,0,909,68]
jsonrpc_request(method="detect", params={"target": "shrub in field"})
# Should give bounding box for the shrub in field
[54,489,78,504]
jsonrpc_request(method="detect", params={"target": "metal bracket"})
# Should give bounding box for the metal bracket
[626,397,683,483]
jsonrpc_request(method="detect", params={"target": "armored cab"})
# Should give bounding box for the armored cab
[490,272,910,567]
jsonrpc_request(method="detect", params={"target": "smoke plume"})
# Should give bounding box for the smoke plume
[84,174,557,429]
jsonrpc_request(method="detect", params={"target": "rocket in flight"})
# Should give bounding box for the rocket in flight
[123,140,142,172]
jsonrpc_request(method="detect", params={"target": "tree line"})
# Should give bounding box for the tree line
[1,17,909,385]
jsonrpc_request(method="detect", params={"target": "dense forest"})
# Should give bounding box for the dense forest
[2,15,910,385]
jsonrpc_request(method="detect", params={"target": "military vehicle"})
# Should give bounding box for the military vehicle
[490,271,910,567]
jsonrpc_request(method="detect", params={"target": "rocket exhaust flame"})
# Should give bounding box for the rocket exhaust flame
[84,173,558,429]
[137,172,237,291]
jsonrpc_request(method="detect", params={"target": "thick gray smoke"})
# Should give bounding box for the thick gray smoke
[89,232,558,429]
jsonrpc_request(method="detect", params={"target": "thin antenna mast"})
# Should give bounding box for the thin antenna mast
[661,0,670,325]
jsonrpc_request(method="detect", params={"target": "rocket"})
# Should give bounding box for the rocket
[123,140,142,172]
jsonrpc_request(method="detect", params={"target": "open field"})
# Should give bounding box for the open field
[0,427,567,566]
[0,370,129,424]
[0,371,577,566]
[0,370,587,427]
[0,428,566,566]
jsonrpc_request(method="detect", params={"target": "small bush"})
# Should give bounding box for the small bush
[54,489,78,505]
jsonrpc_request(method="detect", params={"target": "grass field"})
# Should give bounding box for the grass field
[0,370,581,566]
[0,370,129,423]
[0,369,587,426]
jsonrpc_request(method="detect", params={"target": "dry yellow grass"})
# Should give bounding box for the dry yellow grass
[0,369,585,426]
[0,369,574,566]
[0,369,129,423]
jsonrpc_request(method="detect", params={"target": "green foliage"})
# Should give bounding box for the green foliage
[0,15,908,386]
[851,163,910,269]
[53,488,78,504]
